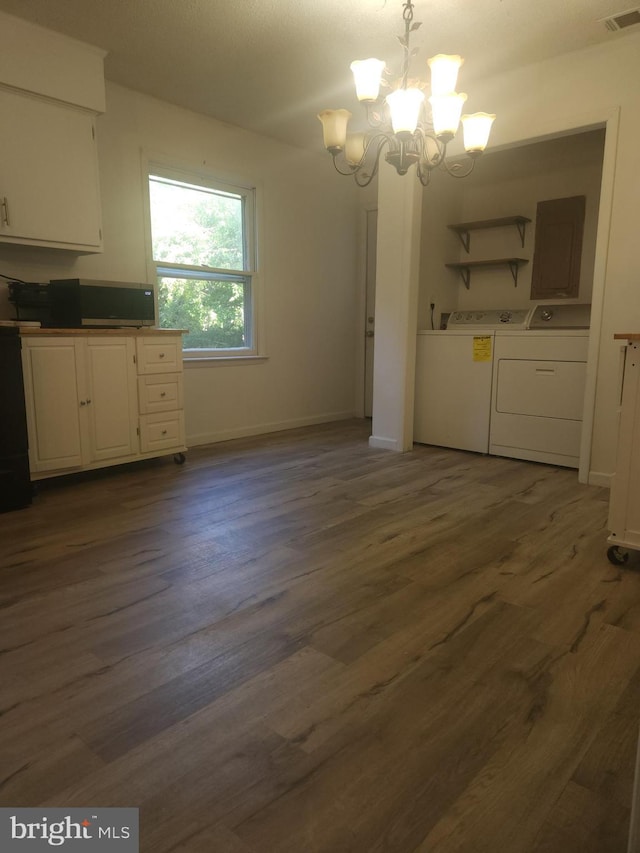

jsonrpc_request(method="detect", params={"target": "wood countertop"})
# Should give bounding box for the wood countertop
[19,327,187,337]
[614,334,640,341]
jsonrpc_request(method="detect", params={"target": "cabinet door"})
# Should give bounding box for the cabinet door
[21,338,84,473]
[530,196,585,299]
[85,337,138,463]
[0,89,102,251]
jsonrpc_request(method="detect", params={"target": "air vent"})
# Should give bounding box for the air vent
[602,8,640,30]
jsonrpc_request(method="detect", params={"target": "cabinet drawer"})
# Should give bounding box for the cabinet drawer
[136,337,182,374]
[139,411,185,453]
[138,373,183,414]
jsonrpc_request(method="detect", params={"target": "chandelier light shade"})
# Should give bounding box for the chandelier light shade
[345,132,367,165]
[429,93,467,141]
[461,112,496,154]
[387,88,425,134]
[317,0,496,187]
[427,54,463,97]
[317,108,352,152]
[350,59,386,102]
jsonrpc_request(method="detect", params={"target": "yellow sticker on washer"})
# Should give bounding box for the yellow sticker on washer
[473,335,492,362]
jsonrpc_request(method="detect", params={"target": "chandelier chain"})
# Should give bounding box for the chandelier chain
[400,0,417,89]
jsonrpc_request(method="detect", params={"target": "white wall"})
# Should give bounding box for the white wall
[0,82,362,446]
[418,169,463,330]
[435,31,640,483]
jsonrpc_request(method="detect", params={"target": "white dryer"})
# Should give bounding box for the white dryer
[489,304,591,468]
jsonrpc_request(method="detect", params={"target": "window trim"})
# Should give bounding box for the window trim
[144,157,261,360]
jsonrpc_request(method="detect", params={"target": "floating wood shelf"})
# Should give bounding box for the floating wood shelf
[445,258,529,290]
[448,215,531,253]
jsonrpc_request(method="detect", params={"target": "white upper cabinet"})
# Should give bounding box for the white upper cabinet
[0,10,106,253]
[0,89,103,251]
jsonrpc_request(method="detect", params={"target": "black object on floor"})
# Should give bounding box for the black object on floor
[0,327,32,512]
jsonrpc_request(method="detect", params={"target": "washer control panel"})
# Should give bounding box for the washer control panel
[447,308,533,330]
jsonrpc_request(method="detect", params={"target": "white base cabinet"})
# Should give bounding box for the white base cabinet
[21,332,186,480]
[608,338,640,558]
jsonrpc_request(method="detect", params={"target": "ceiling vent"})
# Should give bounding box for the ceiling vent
[601,8,640,30]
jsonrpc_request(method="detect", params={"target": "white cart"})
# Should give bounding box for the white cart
[607,334,640,566]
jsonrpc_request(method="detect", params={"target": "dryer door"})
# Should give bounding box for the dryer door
[489,332,589,467]
[495,359,586,420]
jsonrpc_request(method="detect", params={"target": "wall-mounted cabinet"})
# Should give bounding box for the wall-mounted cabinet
[445,215,531,289]
[530,196,585,299]
[0,89,103,252]
[0,12,106,253]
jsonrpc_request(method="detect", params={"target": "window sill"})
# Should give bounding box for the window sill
[183,354,268,368]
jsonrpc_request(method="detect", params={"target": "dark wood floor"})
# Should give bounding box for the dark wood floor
[1,420,639,852]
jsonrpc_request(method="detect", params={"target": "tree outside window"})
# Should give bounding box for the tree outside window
[148,169,256,354]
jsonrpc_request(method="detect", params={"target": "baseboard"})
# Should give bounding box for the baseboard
[368,435,400,451]
[187,410,357,447]
[588,471,612,488]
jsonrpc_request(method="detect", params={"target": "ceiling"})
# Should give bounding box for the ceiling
[0,0,635,151]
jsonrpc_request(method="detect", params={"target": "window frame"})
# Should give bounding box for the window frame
[145,160,260,360]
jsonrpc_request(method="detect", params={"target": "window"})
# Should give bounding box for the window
[148,166,257,356]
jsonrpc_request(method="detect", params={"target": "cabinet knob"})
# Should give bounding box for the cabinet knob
[80,400,86,406]
[159,352,165,358]
[161,429,167,435]
[160,391,166,397]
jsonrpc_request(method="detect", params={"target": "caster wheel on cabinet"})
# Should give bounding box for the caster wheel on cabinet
[173,453,186,465]
[607,545,629,566]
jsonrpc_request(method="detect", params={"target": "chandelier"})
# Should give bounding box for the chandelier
[317,0,495,187]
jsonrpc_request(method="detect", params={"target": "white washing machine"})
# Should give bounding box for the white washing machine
[489,304,591,468]
[414,309,533,453]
